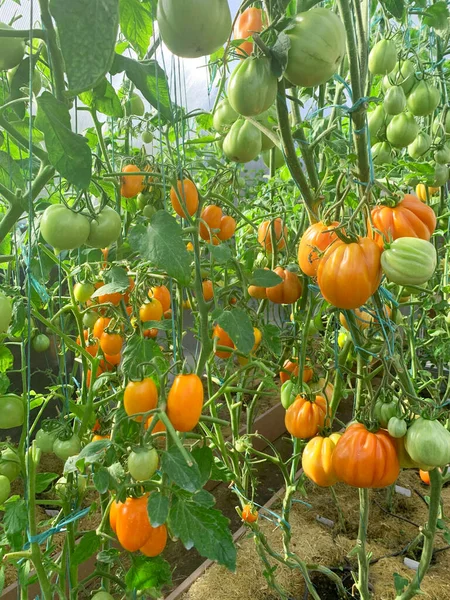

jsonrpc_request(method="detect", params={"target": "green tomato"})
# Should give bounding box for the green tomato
[0,475,11,505]
[228,56,277,118]
[374,399,398,428]
[32,333,50,353]
[142,130,154,144]
[83,310,99,329]
[8,65,41,95]
[143,204,157,218]
[237,177,246,188]
[35,428,58,453]
[87,206,121,248]
[91,592,115,600]
[137,192,150,210]
[262,147,285,170]
[407,131,431,159]
[368,105,387,142]
[53,434,81,461]
[433,112,450,136]
[0,292,13,333]
[381,238,437,286]
[128,448,159,481]
[371,141,393,165]
[407,80,440,117]
[125,93,145,117]
[434,143,450,165]
[405,417,450,468]
[55,475,87,498]
[387,416,407,438]
[368,39,397,75]
[254,106,278,151]
[0,130,4,146]
[74,282,95,303]
[285,8,346,87]
[223,119,262,163]
[432,163,449,187]
[213,98,238,134]
[280,381,298,410]
[337,331,348,348]
[0,395,24,429]
[157,0,232,59]
[383,86,406,115]
[0,448,21,481]
[382,59,416,95]
[0,23,25,71]
[386,112,419,148]
[40,204,91,251]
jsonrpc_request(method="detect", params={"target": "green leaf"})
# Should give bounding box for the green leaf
[191,446,213,487]
[169,496,236,571]
[0,373,10,394]
[50,0,119,95]
[393,573,409,594]
[93,467,111,494]
[119,0,153,58]
[3,498,28,536]
[0,566,4,595]
[0,150,25,191]
[0,346,13,373]
[147,492,169,527]
[79,78,124,118]
[36,92,92,188]
[125,555,172,593]
[72,530,102,566]
[250,268,282,288]
[423,1,449,29]
[379,0,405,20]
[261,323,282,356]
[6,56,38,119]
[192,489,215,508]
[110,54,172,122]
[7,120,44,143]
[35,473,59,494]
[208,243,232,264]
[121,334,164,380]
[216,308,254,354]
[129,213,192,285]
[160,446,202,493]
[92,265,129,298]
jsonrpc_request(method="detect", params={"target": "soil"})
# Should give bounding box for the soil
[180,471,450,600]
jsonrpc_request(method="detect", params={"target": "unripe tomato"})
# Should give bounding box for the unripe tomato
[0,475,11,504]
[374,399,398,428]
[142,130,154,144]
[170,179,199,218]
[83,310,99,329]
[124,93,145,117]
[387,416,407,438]
[100,332,123,356]
[434,143,450,165]
[32,333,50,353]
[124,378,158,422]
[405,417,450,468]
[35,428,58,453]
[0,292,12,333]
[228,56,277,117]
[368,39,397,75]
[407,80,440,117]
[143,205,157,219]
[74,282,95,303]
[408,132,432,160]
[368,105,387,141]
[0,395,24,429]
[241,504,258,523]
[212,324,234,359]
[91,592,115,600]
[0,23,25,70]
[223,118,262,163]
[53,434,81,461]
[167,373,204,432]
[121,164,144,199]
[432,163,449,187]
[381,238,437,286]
[87,207,122,249]
[382,59,415,95]
[386,113,419,148]
[40,205,91,251]
[55,475,86,498]
[0,448,21,481]
[128,447,159,481]
[383,85,406,115]
[213,98,238,134]
[139,298,163,322]
[148,285,171,313]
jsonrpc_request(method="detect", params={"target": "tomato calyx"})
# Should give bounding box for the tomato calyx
[333,228,358,245]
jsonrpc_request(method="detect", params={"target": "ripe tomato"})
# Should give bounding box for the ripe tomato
[143,328,158,339]
[40,204,91,251]
[87,365,104,387]
[0,292,12,334]
[302,433,341,487]
[298,221,339,277]
[100,332,123,356]
[100,352,121,370]
[98,290,123,306]
[257,218,287,252]
[53,434,81,461]
[241,504,258,523]
[202,280,214,301]
[419,469,431,485]
[121,164,144,198]
[415,183,440,202]
[167,373,204,432]
[0,475,11,504]
[279,359,313,385]
[339,305,391,330]
[124,378,158,422]
[285,395,327,439]
[148,285,171,313]
[116,496,153,552]
[0,395,24,429]
[32,333,50,353]
[74,282,95,303]
[199,205,223,242]
[128,447,159,481]
[140,523,167,557]
[145,415,166,434]
[234,8,264,57]
[139,298,163,322]
[217,215,236,242]
[317,237,382,309]
[266,267,302,304]
[92,434,110,442]
[333,424,400,488]
[212,324,234,359]
[93,317,111,339]
[87,207,122,249]
[248,284,267,299]
[170,179,199,218]
[369,194,437,248]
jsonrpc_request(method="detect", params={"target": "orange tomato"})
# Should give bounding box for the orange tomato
[332,423,400,488]
[109,499,123,534]
[298,221,339,277]
[217,215,236,242]
[202,280,214,301]
[285,395,327,439]
[212,324,234,359]
[419,469,431,485]
[143,328,158,338]
[339,305,391,330]
[317,237,382,309]
[86,365,104,387]
[121,164,144,198]
[186,241,194,252]
[145,415,166,434]
[302,434,341,487]
[92,434,110,442]
[170,179,199,218]
[100,352,121,370]
[257,218,287,252]
[248,284,267,299]
[234,7,265,57]
[100,332,123,356]
[98,291,123,306]
[115,496,153,552]
[167,373,204,432]
[199,205,223,243]
[266,267,302,304]
[93,317,111,339]
[241,504,258,523]
[139,298,163,322]
[140,524,168,557]
[124,378,158,422]
[148,285,171,313]
[279,359,313,384]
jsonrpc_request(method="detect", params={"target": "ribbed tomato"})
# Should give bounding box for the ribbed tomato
[302,433,341,487]
[233,7,264,57]
[285,395,327,439]
[298,221,339,276]
[405,417,450,468]
[332,423,400,488]
[279,359,313,384]
[266,267,302,304]
[167,373,204,432]
[317,237,382,309]
[369,194,436,248]
[381,238,437,286]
